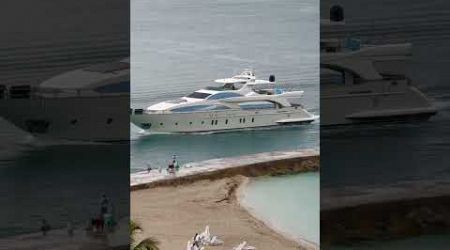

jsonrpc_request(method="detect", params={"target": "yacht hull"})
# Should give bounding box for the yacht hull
[131,107,316,133]
[321,82,437,125]
[0,96,130,141]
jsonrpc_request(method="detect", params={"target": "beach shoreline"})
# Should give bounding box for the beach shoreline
[237,177,319,250]
[130,150,320,249]
[131,175,312,250]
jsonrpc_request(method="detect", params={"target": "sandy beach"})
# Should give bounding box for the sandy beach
[131,176,308,250]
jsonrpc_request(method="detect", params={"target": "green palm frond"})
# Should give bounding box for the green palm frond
[130,220,142,235]
[133,237,160,250]
[130,220,160,250]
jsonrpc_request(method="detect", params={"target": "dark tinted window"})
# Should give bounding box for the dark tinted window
[186,92,211,99]
[207,92,242,100]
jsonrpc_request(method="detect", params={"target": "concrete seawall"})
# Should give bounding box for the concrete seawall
[130,149,319,191]
[321,180,450,245]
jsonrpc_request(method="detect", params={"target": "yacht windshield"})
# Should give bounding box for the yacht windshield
[205,82,246,91]
[186,92,211,99]
[207,92,242,100]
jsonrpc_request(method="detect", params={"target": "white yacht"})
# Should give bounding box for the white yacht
[131,70,317,133]
[0,59,130,141]
[320,10,437,125]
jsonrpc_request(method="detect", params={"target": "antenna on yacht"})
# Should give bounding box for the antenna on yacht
[269,74,275,83]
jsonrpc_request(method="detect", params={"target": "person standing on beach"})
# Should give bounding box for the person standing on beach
[167,159,175,174]
[174,158,180,171]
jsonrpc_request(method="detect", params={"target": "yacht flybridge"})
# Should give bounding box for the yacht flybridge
[131,70,317,133]
[0,59,130,141]
[320,9,437,125]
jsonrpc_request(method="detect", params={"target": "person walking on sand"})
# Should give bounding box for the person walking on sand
[41,219,51,236]
[167,158,175,174]
[146,163,152,174]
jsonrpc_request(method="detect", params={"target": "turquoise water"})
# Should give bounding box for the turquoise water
[131,125,318,172]
[242,172,320,245]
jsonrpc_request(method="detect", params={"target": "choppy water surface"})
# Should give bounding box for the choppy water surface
[131,0,319,168]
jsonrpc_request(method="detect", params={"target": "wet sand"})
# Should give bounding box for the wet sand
[131,176,309,250]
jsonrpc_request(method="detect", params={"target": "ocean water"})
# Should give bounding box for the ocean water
[131,0,319,166]
[131,0,319,109]
[242,172,320,245]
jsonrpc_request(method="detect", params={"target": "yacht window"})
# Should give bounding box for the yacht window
[243,118,246,123]
[107,118,113,124]
[206,81,246,91]
[141,123,151,129]
[223,82,246,90]
[201,121,205,124]
[211,120,214,125]
[160,123,163,126]
[175,122,178,126]
[171,105,230,113]
[207,92,242,100]
[215,120,218,125]
[186,92,211,99]
[189,122,192,125]
[225,119,228,124]
[252,118,254,123]
[239,101,276,110]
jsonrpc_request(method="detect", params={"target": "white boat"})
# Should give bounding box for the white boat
[0,59,130,141]
[131,70,317,133]
[320,11,437,125]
